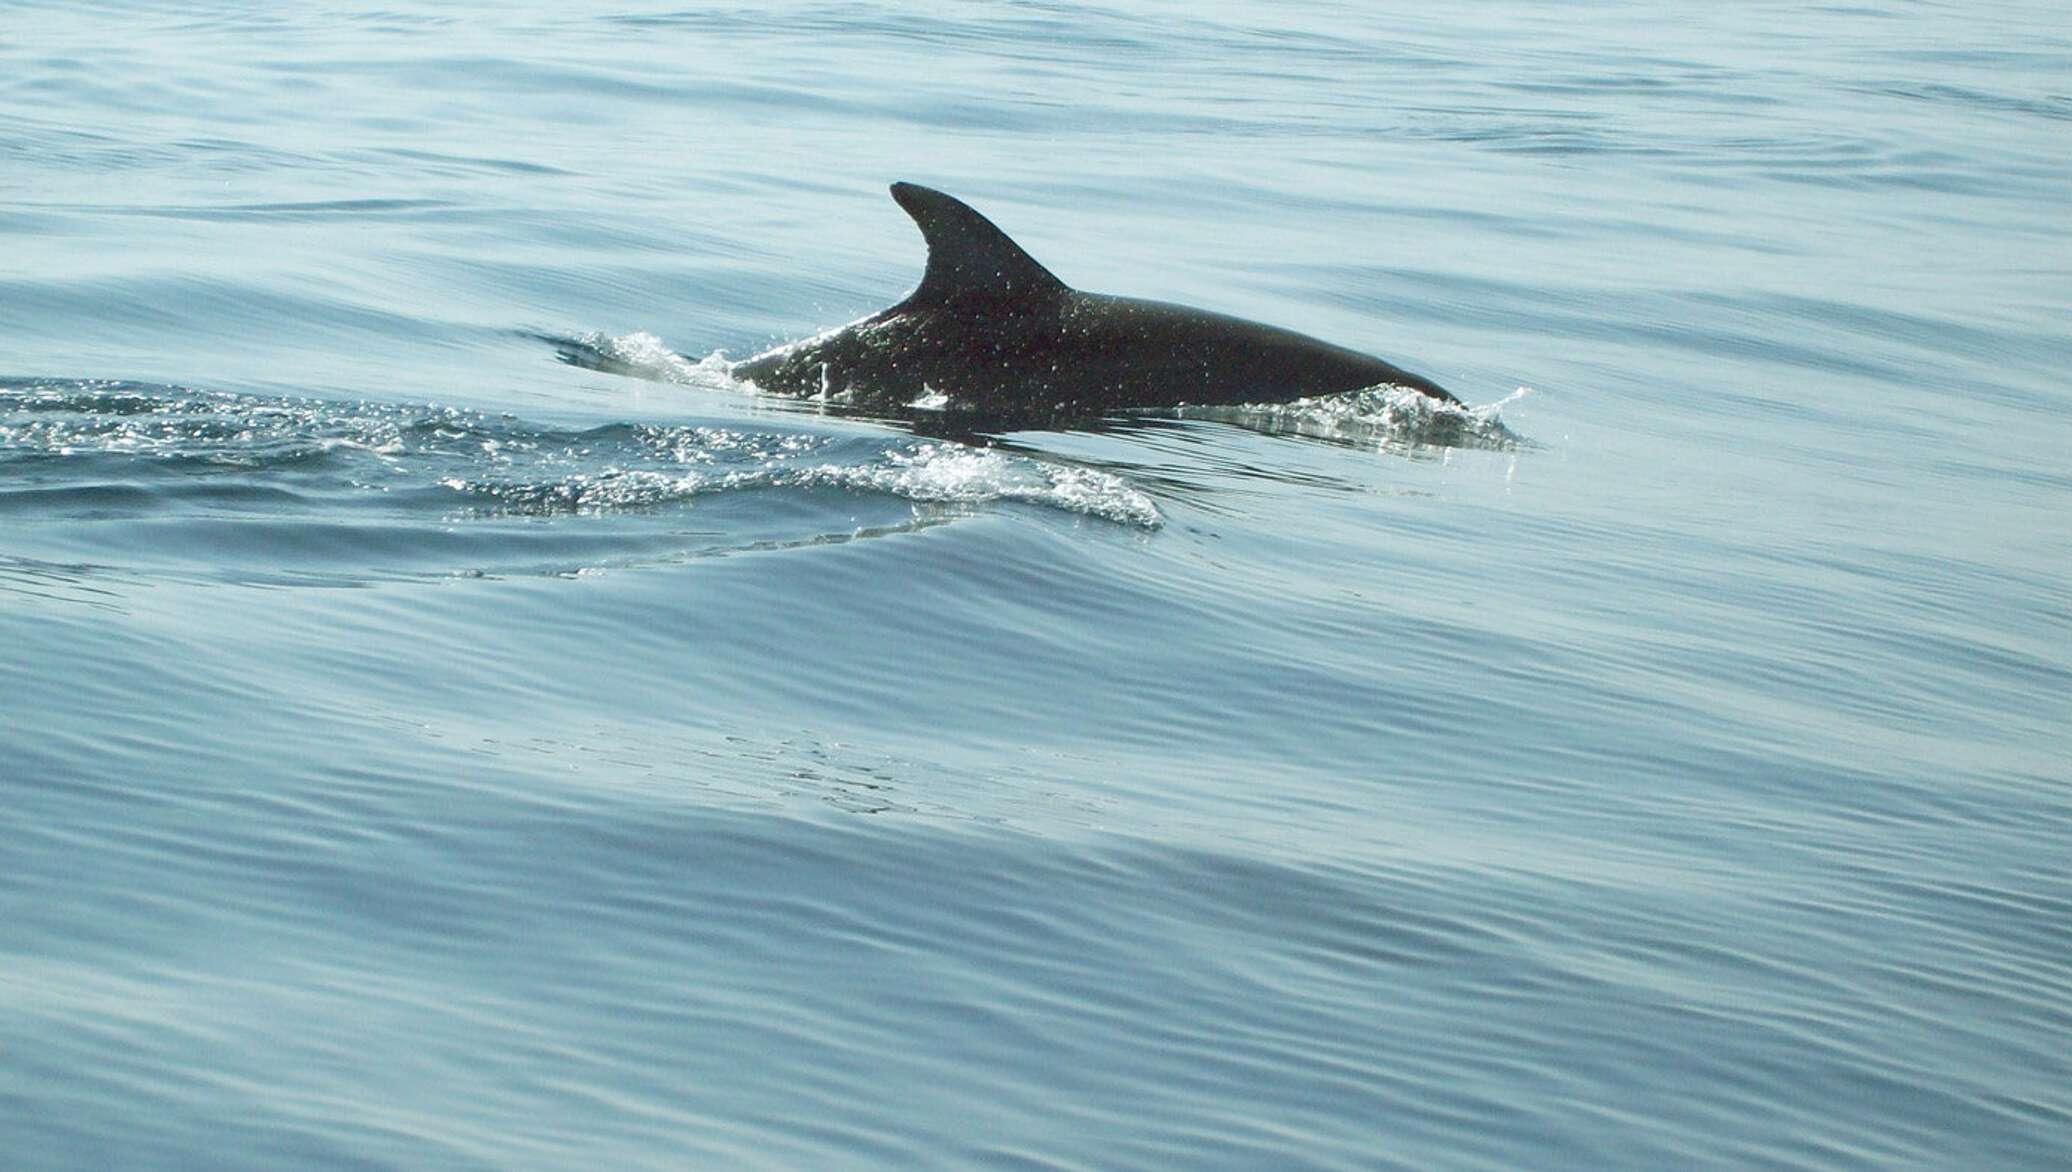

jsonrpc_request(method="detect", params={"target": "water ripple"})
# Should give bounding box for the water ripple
[0,376,1162,587]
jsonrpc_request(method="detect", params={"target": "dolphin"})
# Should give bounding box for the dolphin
[731,183,1456,425]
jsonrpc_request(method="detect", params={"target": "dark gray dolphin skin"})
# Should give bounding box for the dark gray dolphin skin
[731,183,1456,424]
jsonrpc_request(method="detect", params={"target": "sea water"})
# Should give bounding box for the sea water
[3,2,2068,1167]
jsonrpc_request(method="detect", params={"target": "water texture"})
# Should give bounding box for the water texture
[4,2,2069,1168]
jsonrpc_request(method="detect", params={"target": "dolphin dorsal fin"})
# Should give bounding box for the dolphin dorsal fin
[889,182,1068,308]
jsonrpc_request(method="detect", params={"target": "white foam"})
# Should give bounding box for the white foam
[750,442,1162,527]
[442,437,1161,527]
[1172,382,1531,450]
[573,331,738,388]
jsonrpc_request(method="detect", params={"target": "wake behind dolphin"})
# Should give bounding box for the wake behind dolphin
[732,183,1458,426]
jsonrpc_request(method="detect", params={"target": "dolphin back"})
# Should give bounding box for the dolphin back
[734,183,1458,416]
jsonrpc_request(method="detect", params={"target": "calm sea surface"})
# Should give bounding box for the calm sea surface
[4,2,2069,1168]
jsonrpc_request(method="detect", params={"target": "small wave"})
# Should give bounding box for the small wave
[1169,383,1531,451]
[2,377,1159,533]
[548,330,739,387]
[445,440,1162,528]
[796,443,1162,527]
[0,378,459,468]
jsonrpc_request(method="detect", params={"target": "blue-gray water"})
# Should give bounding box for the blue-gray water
[5,2,2069,1168]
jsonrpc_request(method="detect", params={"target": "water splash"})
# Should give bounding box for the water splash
[445,440,1161,527]
[554,330,737,387]
[1170,383,1532,451]
[1,377,1160,528]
